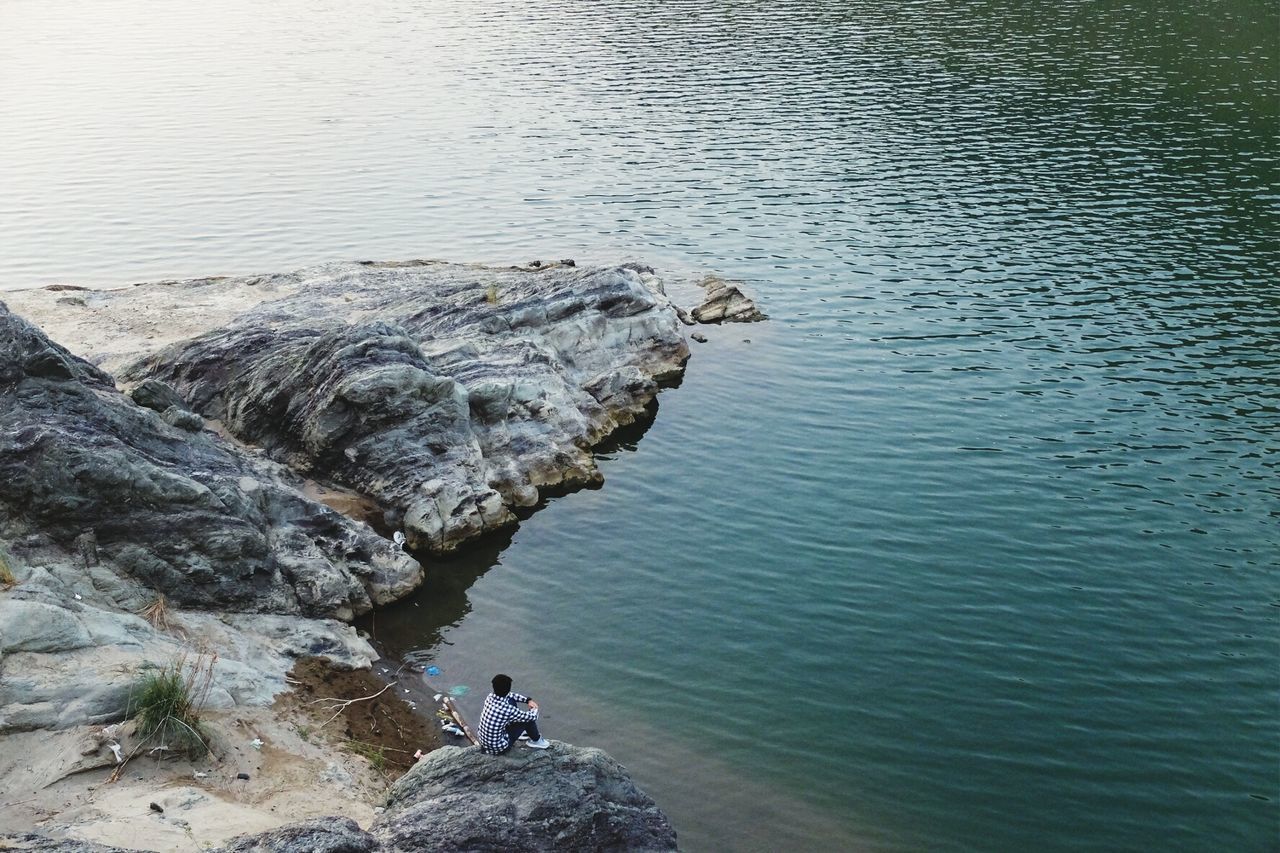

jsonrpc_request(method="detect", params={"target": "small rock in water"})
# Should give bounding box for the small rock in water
[691,275,766,324]
[149,802,164,813]
[691,332,708,343]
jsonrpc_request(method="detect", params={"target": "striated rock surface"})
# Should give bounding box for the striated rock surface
[0,303,419,619]
[691,275,766,323]
[212,818,377,853]
[119,261,690,553]
[0,302,412,731]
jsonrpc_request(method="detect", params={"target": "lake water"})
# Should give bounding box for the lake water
[2,0,1277,849]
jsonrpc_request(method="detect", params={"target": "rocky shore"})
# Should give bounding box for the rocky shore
[0,260,761,850]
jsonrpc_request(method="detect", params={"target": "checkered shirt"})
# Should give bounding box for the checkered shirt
[477,691,536,755]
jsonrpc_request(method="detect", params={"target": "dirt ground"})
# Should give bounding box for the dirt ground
[0,658,444,851]
[284,658,442,777]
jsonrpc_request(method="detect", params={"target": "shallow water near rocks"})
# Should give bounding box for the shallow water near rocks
[2,0,1277,850]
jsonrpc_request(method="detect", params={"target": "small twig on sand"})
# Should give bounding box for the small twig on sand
[306,682,395,728]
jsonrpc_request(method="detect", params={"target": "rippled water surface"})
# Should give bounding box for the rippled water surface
[3,0,1277,849]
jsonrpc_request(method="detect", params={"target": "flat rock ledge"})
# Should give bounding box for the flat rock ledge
[3,742,679,853]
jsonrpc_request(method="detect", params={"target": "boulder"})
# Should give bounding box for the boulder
[372,743,677,851]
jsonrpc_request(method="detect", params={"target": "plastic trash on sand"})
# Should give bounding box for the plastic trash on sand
[448,685,469,697]
[250,738,264,750]
[426,665,441,677]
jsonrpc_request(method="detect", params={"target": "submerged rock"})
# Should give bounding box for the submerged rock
[120,261,690,554]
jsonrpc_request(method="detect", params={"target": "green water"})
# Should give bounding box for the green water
[2,0,1277,849]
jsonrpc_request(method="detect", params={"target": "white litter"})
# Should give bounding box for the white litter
[250,738,264,750]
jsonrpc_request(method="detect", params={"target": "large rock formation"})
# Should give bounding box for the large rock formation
[118,261,690,554]
[0,260,713,848]
[0,303,419,618]
[0,302,414,730]
[0,260,698,733]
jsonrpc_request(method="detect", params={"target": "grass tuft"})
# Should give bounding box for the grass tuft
[127,653,215,758]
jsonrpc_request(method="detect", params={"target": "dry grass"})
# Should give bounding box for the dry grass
[138,594,172,631]
[0,550,16,588]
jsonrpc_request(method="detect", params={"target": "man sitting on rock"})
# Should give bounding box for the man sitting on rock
[478,673,551,753]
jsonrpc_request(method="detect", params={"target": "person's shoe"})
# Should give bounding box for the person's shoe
[517,733,530,740]
[524,738,551,749]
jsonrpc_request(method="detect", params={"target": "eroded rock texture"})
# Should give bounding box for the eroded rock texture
[0,303,419,618]
[0,302,414,731]
[122,261,690,553]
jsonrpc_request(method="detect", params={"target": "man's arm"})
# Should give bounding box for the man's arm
[509,692,530,704]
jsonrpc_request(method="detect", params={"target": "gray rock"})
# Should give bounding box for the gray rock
[129,379,189,414]
[121,262,690,554]
[0,302,420,619]
[214,818,377,853]
[374,743,678,851]
[0,302,409,731]
[690,276,766,323]
[161,405,204,432]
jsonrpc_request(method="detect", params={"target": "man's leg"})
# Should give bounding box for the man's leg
[505,719,541,744]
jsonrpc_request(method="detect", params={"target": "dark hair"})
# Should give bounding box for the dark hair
[491,674,512,697]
